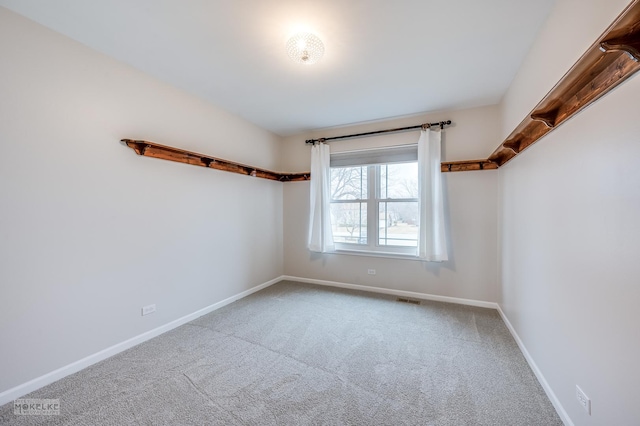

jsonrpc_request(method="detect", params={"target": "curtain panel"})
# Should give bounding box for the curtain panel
[417,130,448,261]
[308,143,335,253]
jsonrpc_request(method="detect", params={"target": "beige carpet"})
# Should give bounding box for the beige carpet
[0,280,562,425]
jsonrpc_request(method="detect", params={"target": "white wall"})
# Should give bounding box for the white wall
[498,0,640,424]
[282,106,500,302]
[0,7,283,394]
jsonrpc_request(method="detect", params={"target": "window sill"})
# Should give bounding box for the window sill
[329,248,423,261]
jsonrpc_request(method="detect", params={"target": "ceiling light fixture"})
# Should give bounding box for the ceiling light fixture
[286,32,324,65]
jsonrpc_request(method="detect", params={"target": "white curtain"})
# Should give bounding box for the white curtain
[308,143,335,253]
[417,129,448,261]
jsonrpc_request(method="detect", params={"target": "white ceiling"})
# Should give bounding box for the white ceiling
[0,0,556,136]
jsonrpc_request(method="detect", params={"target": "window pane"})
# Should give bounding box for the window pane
[380,162,418,199]
[378,201,418,247]
[331,202,367,244]
[330,166,367,200]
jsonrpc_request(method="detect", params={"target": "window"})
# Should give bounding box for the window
[329,146,418,256]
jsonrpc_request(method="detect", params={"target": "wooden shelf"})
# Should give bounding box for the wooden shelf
[440,160,499,173]
[123,138,500,180]
[121,139,309,182]
[487,0,640,166]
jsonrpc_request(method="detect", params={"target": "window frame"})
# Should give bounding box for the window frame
[330,160,419,257]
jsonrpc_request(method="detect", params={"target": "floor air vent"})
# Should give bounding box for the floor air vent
[397,297,421,305]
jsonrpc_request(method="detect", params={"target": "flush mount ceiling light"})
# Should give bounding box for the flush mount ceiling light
[286,32,324,65]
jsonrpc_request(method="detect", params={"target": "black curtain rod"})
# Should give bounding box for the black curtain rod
[305,120,452,145]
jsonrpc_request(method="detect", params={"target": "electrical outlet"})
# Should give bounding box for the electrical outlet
[141,304,156,316]
[576,385,591,415]
[367,269,376,275]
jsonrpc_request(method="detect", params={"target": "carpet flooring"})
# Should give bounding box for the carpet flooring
[0,280,563,425]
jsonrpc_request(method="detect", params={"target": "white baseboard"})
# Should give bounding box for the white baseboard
[496,306,573,426]
[0,276,283,406]
[281,275,499,309]
[1,275,571,426]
